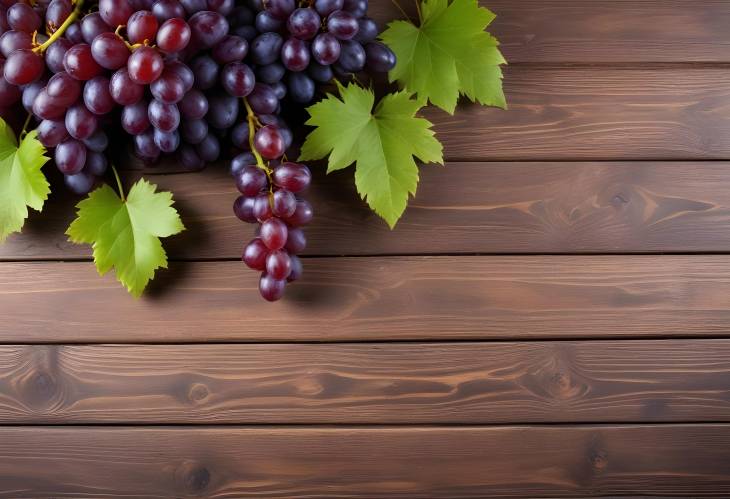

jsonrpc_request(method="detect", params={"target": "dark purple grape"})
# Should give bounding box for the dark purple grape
[233,195,257,223]
[127,10,159,44]
[177,143,204,169]
[153,127,180,152]
[195,133,220,162]
[229,123,249,149]
[84,151,108,175]
[281,37,310,72]
[127,45,164,84]
[270,81,286,99]
[236,165,267,196]
[230,151,255,176]
[354,16,377,43]
[180,117,208,143]
[45,38,72,73]
[287,254,302,282]
[221,62,255,97]
[254,124,284,159]
[207,0,234,15]
[90,32,129,70]
[246,83,278,114]
[272,189,296,217]
[156,17,191,52]
[55,139,87,174]
[287,7,320,40]
[32,90,66,119]
[83,130,109,152]
[336,39,365,72]
[180,0,207,15]
[259,273,286,301]
[81,12,111,44]
[64,43,103,80]
[264,0,294,19]
[211,34,247,64]
[151,0,186,22]
[7,3,41,33]
[285,199,313,226]
[110,69,144,105]
[343,0,367,18]
[4,48,43,85]
[65,21,84,44]
[265,249,291,280]
[233,25,257,42]
[83,76,115,114]
[148,99,180,132]
[0,30,31,57]
[311,32,340,65]
[188,10,228,48]
[365,41,396,72]
[65,104,98,140]
[250,32,283,66]
[46,72,80,107]
[21,81,43,112]
[255,62,285,84]
[253,193,272,221]
[273,162,311,192]
[164,60,194,91]
[65,171,96,194]
[243,238,268,270]
[150,70,185,103]
[307,61,333,83]
[36,119,69,147]
[255,10,282,31]
[134,129,160,159]
[314,0,342,16]
[287,71,315,103]
[98,0,133,27]
[285,227,306,254]
[179,88,208,118]
[189,54,219,89]
[206,93,238,129]
[122,100,151,134]
[327,10,358,40]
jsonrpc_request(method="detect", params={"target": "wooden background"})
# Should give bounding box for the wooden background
[2,0,730,496]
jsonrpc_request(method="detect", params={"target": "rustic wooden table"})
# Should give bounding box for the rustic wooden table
[2,1,730,497]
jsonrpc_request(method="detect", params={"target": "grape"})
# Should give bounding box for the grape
[235,165,267,196]
[255,62,285,84]
[188,10,228,48]
[314,0,342,16]
[311,33,340,65]
[0,77,19,109]
[307,61,333,83]
[45,38,72,73]
[64,43,103,80]
[65,103,98,140]
[156,17,191,52]
[150,70,185,103]
[151,0,186,22]
[354,17,377,43]
[243,238,268,270]
[195,133,220,161]
[260,217,288,250]
[343,0,367,18]
[99,0,133,27]
[253,192,272,221]
[272,189,296,218]
[189,54,219,89]
[336,39,365,72]
[65,21,84,44]
[165,60,194,91]
[36,119,69,147]
[90,32,130,70]
[4,48,43,85]
[287,255,302,282]
[246,83,277,114]
[46,0,73,32]
[180,0,207,15]
[83,130,109,152]
[110,69,144,105]
[83,76,115,114]
[47,67,79,95]
[365,41,396,72]
[32,89,66,119]
[0,30,32,57]
[250,32,282,65]
[180,117,208,143]
[281,37,309,72]
[259,273,286,301]
[287,8,320,40]
[285,199,313,226]
[206,93,238,128]
[84,151,108,175]
[211,34,247,64]
[233,195,257,223]
[121,100,150,134]
[270,81,286,100]
[127,10,159,44]
[208,0,234,15]
[285,227,306,254]
[287,71,315,103]
[254,124,284,160]
[134,129,160,158]
[177,143,204,169]
[55,139,87,174]
[64,171,96,195]
[273,162,311,192]
[265,249,291,280]
[231,153,256,176]
[81,13,111,44]
[327,10,359,40]
[255,11,281,32]
[127,46,164,84]
[153,127,180,152]
[230,121,249,149]
[148,98,180,132]
[179,88,208,118]
[264,0,294,20]
[21,80,43,111]
[221,61,255,97]
[7,3,41,33]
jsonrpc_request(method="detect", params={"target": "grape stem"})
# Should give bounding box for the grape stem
[111,166,126,202]
[243,97,272,175]
[33,0,86,53]
[19,113,32,140]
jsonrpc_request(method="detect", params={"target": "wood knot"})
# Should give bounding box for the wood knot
[188,383,210,404]
[19,370,60,409]
[611,193,629,208]
[175,461,211,494]
[589,450,608,472]
[546,371,585,401]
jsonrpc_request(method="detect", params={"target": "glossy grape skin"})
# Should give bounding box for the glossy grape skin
[150,70,185,103]
[46,71,80,105]
[81,13,111,44]
[285,199,313,226]
[255,10,281,32]
[287,7,320,40]
[180,0,207,15]
[230,152,255,176]
[36,119,69,147]
[314,0,342,16]
[335,39,365,72]
[252,193,272,221]
[272,189,296,218]
[311,32,340,65]
[188,10,228,48]
[7,3,41,32]
[4,48,43,85]
[250,32,282,65]
[272,162,311,192]
[281,37,310,72]
[221,61,255,97]
[206,93,238,129]
[45,38,72,73]
[254,125,285,160]
[127,10,159,44]
[83,130,109,152]
[354,16,377,43]
[260,217,288,250]
[211,35,247,64]
[265,249,291,280]
[151,0,186,22]
[178,88,208,118]
[307,61,333,83]
[365,41,396,72]
[32,89,66,119]
[148,99,180,132]
[180,117,207,143]
[82,76,115,115]
[194,133,219,162]
[247,83,278,115]
[134,129,160,159]
[270,81,287,100]
[156,17,191,52]
[0,70,18,109]
[99,0,133,27]
[110,68,144,105]
[84,150,108,175]
[177,143,204,170]
[287,254,302,282]
[284,227,306,254]
[287,71,315,103]
[90,32,129,70]
[164,60,194,91]
[64,43,103,80]
[20,80,43,111]
[64,171,96,194]
[46,0,72,31]
[127,46,164,84]
[255,62,284,84]
[259,273,286,301]
[121,100,151,134]
[66,103,98,140]
[235,165,267,196]
[65,21,85,44]
[265,0,294,19]
[153,127,180,152]
[343,0,367,18]
[243,238,268,270]
[233,195,257,223]
[55,139,87,174]
[0,30,32,57]
[327,10,359,40]
[189,54,219,89]
[207,0,234,15]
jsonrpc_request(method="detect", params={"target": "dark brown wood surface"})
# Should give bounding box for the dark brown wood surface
[3,0,730,496]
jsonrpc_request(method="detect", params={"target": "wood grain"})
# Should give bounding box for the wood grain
[368,0,730,63]
[7,161,730,260]
[1,425,729,497]
[2,256,730,342]
[2,340,730,424]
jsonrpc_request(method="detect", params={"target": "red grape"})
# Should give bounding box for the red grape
[64,43,103,80]
[260,217,288,250]
[127,45,163,84]
[90,32,129,70]
[4,48,43,85]
[156,17,190,52]
[55,139,87,174]
[259,273,286,301]
[127,10,159,44]
[243,238,268,270]
[265,249,291,280]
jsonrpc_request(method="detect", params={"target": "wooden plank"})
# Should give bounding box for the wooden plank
[2,340,730,424]
[1,425,729,497]
[369,0,730,63]
[2,256,730,342]
[7,161,730,260]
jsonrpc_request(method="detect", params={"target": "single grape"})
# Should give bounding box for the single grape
[230,151,255,176]
[327,10,359,40]
[180,0,207,15]
[151,0,186,22]
[0,30,32,57]
[255,62,285,84]
[343,0,367,18]
[236,165,267,196]
[287,254,302,282]
[177,143,204,169]
[195,133,220,162]
[153,127,180,152]
[110,68,144,105]
[98,0,133,27]
[46,0,73,32]
[134,129,160,159]
[83,76,115,114]
[314,0,342,16]
[335,39,365,72]
[273,162,311,192]
[7,3,41,33]
[64,171,96,195]
[55,139,87,174]
[32,89,66,119]
[156,17,191,52]
[281,37,310,72]
[254,125,284,160]
[221,61,255,97]
[189,54,219,89]
[243,238,268,270]
[265,0,294,19]
[285,227,306,254]
[83,130,109,152]
[36,119,69,147]
[127,10,159,44]
[211,34,247,64]
[230,122,250,149]
[179,88,208,118]
[127,45,164,84]
[287,71,315,103]
[20,80,43,111]
[285,199,313,226]
[253,193,272,221]
[81,12,111,44]
[354,16,377,43]
[233,195,257,223]
[365,41,396,72]
[164,60,194,91]
[90,32,130,70]
[45,38,72,73]
[255,10,282,32]
[246,83,278,114]
[259,273,286,301]
[287,7,320,40]
[206,92,238,129]
[121,99,151,134]
[260,217,288,250]
[307,61,333,83]
[207,0,234,15]
[270,81,286,100]
[64,43,103,80]
[66,103,98,140]
[0,78,19,111]
[272,189,296,218]
[265,249,291,280]
[148,99,180,132]
[250,32,283,65]
[84,151,108,175]
[4,48,43,85]
[46,72,81,104]
[311,32,340,65]
[65,21,85,44]
[180,117,208,143]
[150,70,185,103]
[188,10,228,48]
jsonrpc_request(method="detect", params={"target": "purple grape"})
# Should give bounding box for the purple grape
[287,7,320,40]
[287,71,315,103]
[211,34,248,64]
[221,62,255,97]
[314,0,342,16]
[250,32,283,65]
[281,37,310,72]
[180,118,208,144]
[264,0,294,20]
[55,139,87,174]
[259,273,286,301]
[365,41,396,72]
[327,10,359,40]
[233,195,257,223]
[311,32,340,65]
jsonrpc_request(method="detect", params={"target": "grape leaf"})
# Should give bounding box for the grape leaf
[66,178,185,298]
[0,119,50,242]
[380,0,507,114]
[299,83,443,228]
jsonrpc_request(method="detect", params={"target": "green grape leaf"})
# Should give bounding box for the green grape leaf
[299,83,443,228]
[66,178,185,298]
[380,0,507,114]
[0,119,50,242]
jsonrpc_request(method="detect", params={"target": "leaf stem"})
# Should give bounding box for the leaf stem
[33,0,85,53]
[390,0,415,24]
[19,113,32,139]
[112,166,125,202]
[414,0,422,23]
